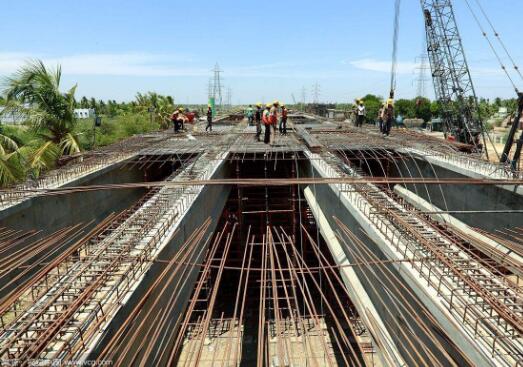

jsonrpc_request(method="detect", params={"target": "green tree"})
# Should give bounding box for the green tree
[361,94,383,121]
[395,99,416,119]
[430,101,442,118]
[80,96,89,108]
[2,60,81,176]
[0,133,24,186]
[414,97,432,122]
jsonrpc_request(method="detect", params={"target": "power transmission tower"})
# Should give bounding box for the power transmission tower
[226,87,232,108]
[415,41,430,98]
[207,78,213,100]
[421,0,485,148]
[211,63,223,108]
[312,83,321,104]
[301,87,307,104]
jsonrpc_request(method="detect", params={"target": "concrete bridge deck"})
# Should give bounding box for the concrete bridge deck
[0,115,521,366]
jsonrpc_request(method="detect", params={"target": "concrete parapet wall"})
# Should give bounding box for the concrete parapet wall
[0,162,147,237]
[86,160,232,364]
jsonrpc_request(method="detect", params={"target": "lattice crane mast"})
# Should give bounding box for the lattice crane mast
[421,0,485,150]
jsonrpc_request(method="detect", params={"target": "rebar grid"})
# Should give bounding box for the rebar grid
[309,150,523,365]
[0,134,172,210]
[0,151,226,366]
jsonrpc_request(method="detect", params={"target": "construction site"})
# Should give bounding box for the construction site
[0,111,521,366]
[1,0,523,366]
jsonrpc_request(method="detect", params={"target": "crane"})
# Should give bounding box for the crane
[420,0,486,151]
[500,92,523,170]
[388,0,522,164]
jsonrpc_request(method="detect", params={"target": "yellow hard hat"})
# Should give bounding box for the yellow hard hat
[179,107,185,112]
[386,99,394,106]
[266,103,272,108]
[256,102,262,107]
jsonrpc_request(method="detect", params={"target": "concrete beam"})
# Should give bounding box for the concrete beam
[304,187,406,367]
[306,151,496,366]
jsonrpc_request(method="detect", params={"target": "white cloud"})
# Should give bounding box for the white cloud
[0,52,352,79]
[349,57,504,77]
[0,52,209,77]
[349,58,418,74]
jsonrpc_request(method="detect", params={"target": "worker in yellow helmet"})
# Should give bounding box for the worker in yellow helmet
[356,99,366,128]
[383,99,395,137]
[171,107,187,133]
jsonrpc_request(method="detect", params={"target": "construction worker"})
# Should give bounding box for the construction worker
[280,104,288,135]
[269,101,279,145]
[356,99,366,127]
[179,107,188,132]
[383,99,395,136]
[263,103,271,144]
[206,105,213,132]
[255,103,262,141]
[378,104,385,133]
[246,104,254,126]
[171,108,183,133]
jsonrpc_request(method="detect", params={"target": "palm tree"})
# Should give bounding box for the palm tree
[134,92,174,128]
[155,95,175,129]
[0,133,24,187]
[80,96,89,108]
[1,60,80,175]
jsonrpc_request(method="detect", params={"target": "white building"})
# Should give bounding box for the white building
[0,106,26,125]
[74,108,95,119]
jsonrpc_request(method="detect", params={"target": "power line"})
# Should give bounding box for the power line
[472,0,523,84]
[461,0,518,92]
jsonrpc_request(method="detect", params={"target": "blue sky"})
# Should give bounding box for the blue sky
[1,0,522,103]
